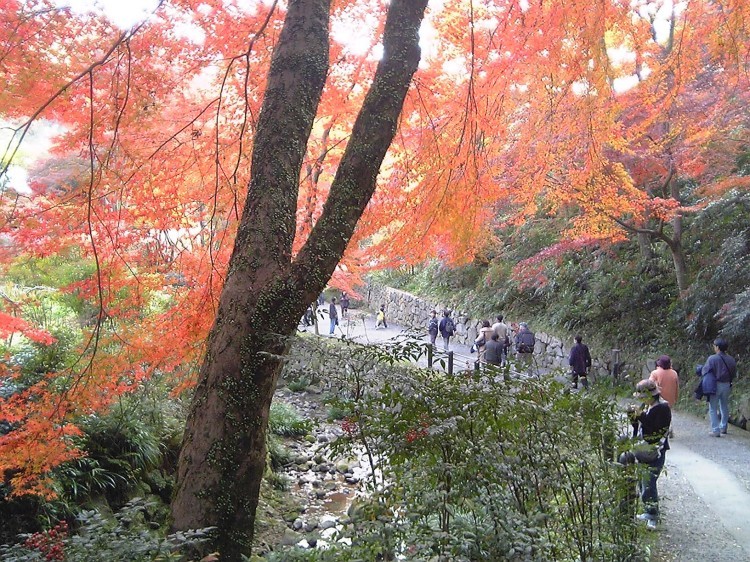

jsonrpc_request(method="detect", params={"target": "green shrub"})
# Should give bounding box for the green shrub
[267,434,295,470]
[0,499,214,562]
[268,403,313,437]
[325,401,351,421]
[324,361,646,561]
[287,377,311,393]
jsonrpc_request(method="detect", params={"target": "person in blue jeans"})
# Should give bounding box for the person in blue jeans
[702,337,737,436]
[329,297,339,335]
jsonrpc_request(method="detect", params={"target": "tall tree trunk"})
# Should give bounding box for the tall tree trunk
[170,1,429,559]
[668,179,688,292]
[637,231,654,261]
[669,237,689,293]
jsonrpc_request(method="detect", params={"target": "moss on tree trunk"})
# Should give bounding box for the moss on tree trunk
[170,1,429,559]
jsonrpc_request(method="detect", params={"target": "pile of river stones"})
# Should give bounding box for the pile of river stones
[272,385,372,549]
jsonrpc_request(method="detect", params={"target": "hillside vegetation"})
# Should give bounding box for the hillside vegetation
[375,189,750,421]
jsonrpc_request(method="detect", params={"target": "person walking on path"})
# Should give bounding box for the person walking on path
[484,333,503,366]
[375,304,388,329]
[514,322,536,373]
[427,310,439,348]
[630,379,672,530]
[475,320,495,362]
[702,338,737,436]
[438,310,456,351]
[340,292,350,318]
[491,315,509,364]
[568,335,592,389]
[328,297,339,335]
[649,355,679,407]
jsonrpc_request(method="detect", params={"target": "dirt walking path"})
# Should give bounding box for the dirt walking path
[654,409,750,561]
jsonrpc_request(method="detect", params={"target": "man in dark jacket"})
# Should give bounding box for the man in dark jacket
[484,333,503,366]
[514,322,535,374]
[702,337,737,436]
[438,311,455,351]
[568,335,592,389]
[328,297,338,335]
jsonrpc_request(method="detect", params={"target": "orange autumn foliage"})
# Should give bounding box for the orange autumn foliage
[1,0,749,496]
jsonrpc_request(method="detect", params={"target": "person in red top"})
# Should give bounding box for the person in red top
[649,355,680,407]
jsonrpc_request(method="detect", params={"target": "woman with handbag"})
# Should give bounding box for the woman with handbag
[630,379,672,530]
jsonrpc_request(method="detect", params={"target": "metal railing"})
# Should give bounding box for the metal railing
[425,344,485,375]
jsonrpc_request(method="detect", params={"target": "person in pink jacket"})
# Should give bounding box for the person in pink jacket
[649,355,679,407]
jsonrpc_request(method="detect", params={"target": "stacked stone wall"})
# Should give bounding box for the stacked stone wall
[363,282,749,429]
[365,283,627,381]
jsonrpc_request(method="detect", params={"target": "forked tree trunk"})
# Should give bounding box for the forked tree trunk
[170,1,429,559]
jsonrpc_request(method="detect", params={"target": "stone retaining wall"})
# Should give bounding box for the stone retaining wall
[365,284,748,428]
[365,283,628,381]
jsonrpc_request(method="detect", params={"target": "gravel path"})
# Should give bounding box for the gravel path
[653,408,750,561]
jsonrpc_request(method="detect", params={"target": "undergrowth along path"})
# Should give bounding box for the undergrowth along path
[307,306,750,561]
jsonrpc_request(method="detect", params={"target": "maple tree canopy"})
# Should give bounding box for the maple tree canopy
[1,0,749,495]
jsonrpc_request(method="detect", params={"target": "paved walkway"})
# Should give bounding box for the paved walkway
[654,409,750,561]
[301,307,480,372]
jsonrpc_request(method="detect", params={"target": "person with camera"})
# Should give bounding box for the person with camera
[628,379,672,530]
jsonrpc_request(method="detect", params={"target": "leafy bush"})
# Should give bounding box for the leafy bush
[681,192,750,348]
[0,498,215,562]
[53,402,165,509]
[325,363,644,560]
[9,323,81,387]
[271,340,646,561]
[268,403,313,437]
[0,380,185,541]
[287,377,311,393]
[267,434,295,470]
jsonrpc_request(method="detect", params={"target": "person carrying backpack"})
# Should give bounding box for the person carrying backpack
[375,304,388,329]
[438,310,456,351]
[701,338,737,436]
[514,322,536,373]
[427,310,439,348]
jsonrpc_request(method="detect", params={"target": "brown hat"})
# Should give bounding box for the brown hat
[635,379,660,397]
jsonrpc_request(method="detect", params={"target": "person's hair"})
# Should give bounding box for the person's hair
[491,333,499,341]
[656,355,672,369]
[431,310,436,315]
[574,335,582,343]
[635,379,660,398]
[714,338,729,352]
[497,315,504,322]
[444,310,450,317]
[482,319,490,328]
[331,297,336,302]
